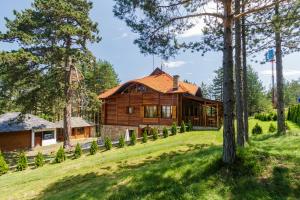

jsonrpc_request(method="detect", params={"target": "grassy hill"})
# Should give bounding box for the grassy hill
[0,119,299,200]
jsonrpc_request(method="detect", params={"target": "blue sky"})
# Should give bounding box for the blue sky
[0,0,299,89]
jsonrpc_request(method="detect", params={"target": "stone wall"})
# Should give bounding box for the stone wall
[101,125,139,141]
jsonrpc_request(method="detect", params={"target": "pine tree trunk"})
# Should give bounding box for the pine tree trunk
[63,38,72,148]
[222,0,236,164]
[275,3,285,134]
[235,0,245,147]
[241,8,249,142]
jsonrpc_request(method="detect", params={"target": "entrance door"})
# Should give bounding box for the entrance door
[35,132,42,147]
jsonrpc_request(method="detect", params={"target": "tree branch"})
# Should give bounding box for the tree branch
[234,0,287,19]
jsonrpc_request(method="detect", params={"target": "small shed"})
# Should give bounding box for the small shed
[55,117,94,141]
[0,112,57,151]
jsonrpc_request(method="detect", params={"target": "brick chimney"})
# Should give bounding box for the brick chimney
[173,75,179,90]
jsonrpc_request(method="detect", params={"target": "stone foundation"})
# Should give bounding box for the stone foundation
[101,125,139,141]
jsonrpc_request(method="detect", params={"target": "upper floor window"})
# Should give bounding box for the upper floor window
[161,105,172,118]
[127,106,134,114]
[144,105,158,118]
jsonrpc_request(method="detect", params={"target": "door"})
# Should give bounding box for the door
[35,132,42,147]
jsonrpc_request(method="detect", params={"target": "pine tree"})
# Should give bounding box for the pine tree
[0,0,100,147]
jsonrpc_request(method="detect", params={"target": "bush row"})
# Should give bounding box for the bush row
[287,104,300,125]
[254,112,277,121]
[0,120,194,175]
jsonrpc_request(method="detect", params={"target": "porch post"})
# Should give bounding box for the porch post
[31,130,35,148]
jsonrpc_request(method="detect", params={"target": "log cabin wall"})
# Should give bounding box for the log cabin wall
[102,90,179,127]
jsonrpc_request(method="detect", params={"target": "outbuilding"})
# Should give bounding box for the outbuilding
[55,117,94,141]
[0,112,57,151]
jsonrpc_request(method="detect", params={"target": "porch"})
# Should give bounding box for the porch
[181,95,222,128]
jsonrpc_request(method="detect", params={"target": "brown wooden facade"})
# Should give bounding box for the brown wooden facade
[57,126,91,141]
[101,84,222,132]
[0,131,32,151]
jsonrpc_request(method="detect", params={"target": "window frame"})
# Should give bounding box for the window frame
[144,105,158,118]
[161,105,172,119]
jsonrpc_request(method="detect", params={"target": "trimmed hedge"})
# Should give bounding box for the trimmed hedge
[287,104,300,126]
[55,146,66,163]
[74,143,82,158]
[254,112,277,121]
[35,152,45,167]
[17,152,28,171]
[104,137,112,150]
[252,123,263,135]
[119,135,125,148]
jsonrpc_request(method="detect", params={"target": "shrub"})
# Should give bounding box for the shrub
[55,146,66,163]
[0,151,9,175]
[142,130,148,143]
[152,128,158,140]
[268,123,276,133]
[171,123,177,135]
[104,137,112,150]
[74,143,82,159]
[254,112,277,122]
[130,131,137,145]
[90,140,98,155]
[119,135,125,148]
[186,120,193,132]
[252,123,263,135]
[35,152,45,168]
[180,121,186,133]
[287,104,300,125]
[163,127,169,138]
[17,152,28,171]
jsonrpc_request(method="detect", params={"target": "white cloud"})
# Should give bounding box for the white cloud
[260,69,300,77]
[163,60,186,68]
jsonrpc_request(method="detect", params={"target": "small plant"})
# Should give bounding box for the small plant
[268,123,276,133]
[171,122,177,135]
[187,120,193,132]
[130,131,137,145]
[35,152,45,168]
[142,129,148,143]
[90,140,98,155]
[119,135,125,148]
[104,137,112,150]
[180,121,186,133]
[152,128,158,140]
[163,127,169,138]
[74,143,82,159]
[252,123,263,135]
[0,151,9,175]
[55,146,66,163]
[17,152,28,171]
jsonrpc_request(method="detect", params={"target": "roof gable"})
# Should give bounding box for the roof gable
[99,68,202,99]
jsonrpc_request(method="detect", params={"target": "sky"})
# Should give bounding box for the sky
[0,0,299,90]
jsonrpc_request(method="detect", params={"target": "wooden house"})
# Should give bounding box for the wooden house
[55,117,95,141]
[0,112,57,151]
[99,68,223,140]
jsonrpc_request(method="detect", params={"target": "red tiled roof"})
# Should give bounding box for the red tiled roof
[98,68,201,99]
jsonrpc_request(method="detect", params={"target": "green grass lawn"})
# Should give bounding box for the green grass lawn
[0,119,299,200]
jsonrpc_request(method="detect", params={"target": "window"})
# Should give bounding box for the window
[207,106,216,117]
[161,105,172,118]
[42,131,54,140]
[77,127,84,134]
[127,106,134,114]
[144,105,158,118]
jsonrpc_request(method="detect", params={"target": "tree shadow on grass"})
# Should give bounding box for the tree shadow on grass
[35,144,299,200]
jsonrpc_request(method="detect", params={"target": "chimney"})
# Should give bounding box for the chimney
[173,75,179,90]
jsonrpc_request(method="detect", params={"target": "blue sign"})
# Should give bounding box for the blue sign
[265,49,275,62]
[298,97,300,103]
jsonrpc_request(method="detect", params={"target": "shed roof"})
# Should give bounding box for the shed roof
[55,117,93,128]
[0,112,56,133]
[98,68,202,99]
